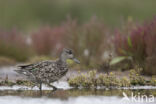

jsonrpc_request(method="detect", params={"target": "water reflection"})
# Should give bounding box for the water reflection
[0,89,156,98]
[0,89,156,104]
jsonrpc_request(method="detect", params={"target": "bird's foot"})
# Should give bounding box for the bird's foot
[52,86,57,91]
[47,84,58,91]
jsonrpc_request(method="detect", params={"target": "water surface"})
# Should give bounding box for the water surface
[0,88,156,104]
[0,67,156,104]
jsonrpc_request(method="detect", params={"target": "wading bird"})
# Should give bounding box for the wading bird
[15,48,80,91]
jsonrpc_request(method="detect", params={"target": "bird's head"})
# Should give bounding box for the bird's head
[60,48,80,64]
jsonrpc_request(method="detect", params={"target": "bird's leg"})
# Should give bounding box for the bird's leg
[39,82,42,91]
[47,83,57,91]
[39,82,42,96]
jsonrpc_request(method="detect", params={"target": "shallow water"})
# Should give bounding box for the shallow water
[0,88,156,104]
[0,67,156,104]
[0,95,147,104]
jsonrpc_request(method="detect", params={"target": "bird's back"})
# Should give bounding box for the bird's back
[15,60,68,83]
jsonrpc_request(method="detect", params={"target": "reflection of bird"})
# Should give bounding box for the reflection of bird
[15,48,80,91]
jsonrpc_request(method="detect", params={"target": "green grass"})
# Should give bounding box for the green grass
[0,0,156,30]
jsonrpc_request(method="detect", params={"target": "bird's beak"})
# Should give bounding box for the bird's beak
[73,58,80,64]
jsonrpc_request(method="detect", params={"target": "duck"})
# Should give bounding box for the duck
[15,48,80,91]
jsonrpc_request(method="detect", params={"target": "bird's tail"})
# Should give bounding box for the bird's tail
[14,69,28,76]
[14,64,32,75]
[14,69,23,74]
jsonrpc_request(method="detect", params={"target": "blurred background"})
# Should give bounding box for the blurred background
[0,0,156,75]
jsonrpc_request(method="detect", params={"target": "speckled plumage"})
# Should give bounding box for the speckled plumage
[18,60,68,83]
[15,48,80,91]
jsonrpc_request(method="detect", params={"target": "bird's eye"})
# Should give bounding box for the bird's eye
[68,50,72,54]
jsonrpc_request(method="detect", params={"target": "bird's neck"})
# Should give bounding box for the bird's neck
[58,55,67,65]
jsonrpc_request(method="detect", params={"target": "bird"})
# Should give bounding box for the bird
[15,48,80,91]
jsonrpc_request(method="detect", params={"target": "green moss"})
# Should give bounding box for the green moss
[129,69,145,85]
[106,72,120,87]
[0,81,15,86]
[68,70,120,88]
[68,68,154,88]
[16,80,34,86]
[68,70,97,88]
[0,80,34,87]
[150,76,156,86]
[119,77,130,87]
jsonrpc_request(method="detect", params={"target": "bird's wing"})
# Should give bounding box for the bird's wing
[17,60,54,72]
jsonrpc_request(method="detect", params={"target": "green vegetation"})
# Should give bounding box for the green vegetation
[0,80,34,87]
[150,77,156,86]
[0,17,156,76]
[0,29,33,62]
[16,80,34,86]
[0,78,34,87]
[129,68,145,85]
[0,0,156,29]
[0,1,156,76]
[68,68,156,88]
[114,17,156,75]
[0,67,156,88]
